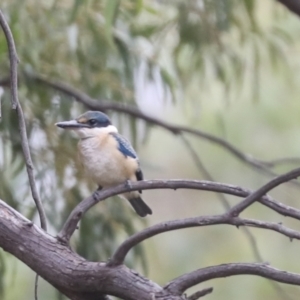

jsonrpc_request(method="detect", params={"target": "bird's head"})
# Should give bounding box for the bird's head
[55,111,117,138]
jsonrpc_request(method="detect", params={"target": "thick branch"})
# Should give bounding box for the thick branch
[0,200,178,300]
[2,199,300,300]
[0,10,47,231]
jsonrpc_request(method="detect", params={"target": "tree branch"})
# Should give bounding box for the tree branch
[165,262,300,295]
[2,198,300,300]
[2,73,300,188]
[264,157,300,167]
[109,214,300,266]
[181,135,267,263]
[228,167,300,217]
[58,177,300,243]
[0,200,176,300]
[187,288,213,300]
[181,144,299,300]
[180,135,231,210]
[26,74,286,175]
[31,73,300,191]
[277,0,300,17]
[0,10,47,231]
[0,10,18,109]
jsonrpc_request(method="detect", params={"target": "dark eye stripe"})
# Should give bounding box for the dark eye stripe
[89,119,97,125]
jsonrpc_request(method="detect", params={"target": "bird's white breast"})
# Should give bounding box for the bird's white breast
[78,133,138,187]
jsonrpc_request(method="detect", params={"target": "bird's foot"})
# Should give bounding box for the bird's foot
[93,186,103,201]
[125,180,132,190]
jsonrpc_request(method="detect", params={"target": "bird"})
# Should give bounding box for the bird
[55,110,152,217]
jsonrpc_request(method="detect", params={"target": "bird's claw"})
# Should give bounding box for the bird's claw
[125,180,132,190]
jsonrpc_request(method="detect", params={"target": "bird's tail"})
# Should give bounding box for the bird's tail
[128,197,152,217]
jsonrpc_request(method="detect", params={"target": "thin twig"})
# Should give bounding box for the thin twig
[181,136,265,261]
[28,75,288,173]
[228,167,300,217]
[2,74,300,187]
[277,0,300,16]
[34,275,39,300]
[180,136,293,300]
[0,10,47,231]
[264,157,300,167]
[0,10,18,109]
[165,262,300,295]
[0,10,47,300]
[108,214,300,266]
[188,287,213,300]
[181,135,230,210]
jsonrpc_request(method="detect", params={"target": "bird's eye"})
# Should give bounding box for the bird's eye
[89,119,97,126]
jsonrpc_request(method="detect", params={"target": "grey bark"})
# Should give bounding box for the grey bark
[0,200,185,300]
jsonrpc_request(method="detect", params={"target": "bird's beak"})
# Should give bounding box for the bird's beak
[55,120,89,129]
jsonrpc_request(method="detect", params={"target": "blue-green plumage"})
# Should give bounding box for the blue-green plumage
[110,132,137,159]
[110,132,144,192]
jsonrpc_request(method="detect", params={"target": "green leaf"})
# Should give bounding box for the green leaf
[160,67,175,102]
[69,0,84,22]
[104,0,120,45]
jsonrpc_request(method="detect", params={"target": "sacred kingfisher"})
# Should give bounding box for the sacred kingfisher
[55,111,152,217]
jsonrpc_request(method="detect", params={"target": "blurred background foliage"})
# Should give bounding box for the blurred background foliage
[1,0,300,299]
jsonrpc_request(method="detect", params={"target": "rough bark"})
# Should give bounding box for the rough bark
[2,196,300,299]
[0,200,186,300]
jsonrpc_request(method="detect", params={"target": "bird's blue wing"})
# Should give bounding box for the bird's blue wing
[110,133,137,159]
